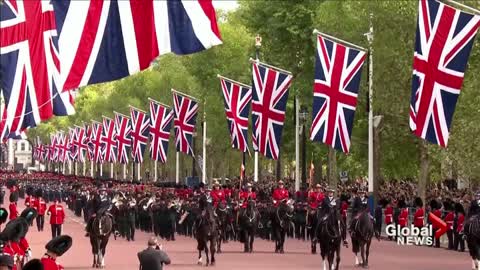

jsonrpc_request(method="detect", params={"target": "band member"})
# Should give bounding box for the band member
[40,235,73,270]
[272,180,289,207]
[8,193,18,221]
[47,200,65,239]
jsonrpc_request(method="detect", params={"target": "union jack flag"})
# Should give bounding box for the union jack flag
[51,0,222,92]
[0,0,75,139]
[309,34,367,153]
[149,100,174,163]
[90,121,103,164]
[68,127,77,161]
[73,125,89,163]
[49,133,58,162]
[114,112,132,164]
[101,116,117,163]
[410,0,480,147]
[57,132,69,163]
[173,91,198,156]
[219,77,252,153]
[130,107,150,163]
[251,61,293,160]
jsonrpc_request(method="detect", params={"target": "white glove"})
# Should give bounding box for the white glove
[26,249,32,260]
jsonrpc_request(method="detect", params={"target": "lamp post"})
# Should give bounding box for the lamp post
[299,106,308,184]
[192,131,197,178]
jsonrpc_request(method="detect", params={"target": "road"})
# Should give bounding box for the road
[5,198,472,270]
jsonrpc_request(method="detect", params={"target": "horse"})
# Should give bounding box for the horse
[238,199,259,253]
[215,201,231,253]
[350,211,374,268]
[464,214,480,270]
[316,205,346,270]
[271,199,295,253]
[307,206,319,254]
[195,195,217,266]
[89,211,113,268]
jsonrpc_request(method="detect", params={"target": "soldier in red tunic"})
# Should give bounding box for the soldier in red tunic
[454,202,465,252]
[0,208,7,231]
[19,207,38,263]
[40,235,73,270]
[34,189,47,232]
[210,182,226,208]
[272,180,289,207]
[8,193,18,221]
[413,197,425,229]
[444,201,455,250]
[47,200,65,239]
[398,200,408,228]
[429,200,442,248]
[1,218,28,270]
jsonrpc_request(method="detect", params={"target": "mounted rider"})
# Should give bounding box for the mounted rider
[467,191,480,218]
[210,181,226,208]
[272,180,289,207]
[349,188,371,232]
[308,184,324,210]
[239,183,257,209]
[85,185,119,237]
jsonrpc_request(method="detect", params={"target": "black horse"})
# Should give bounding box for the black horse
[316,205,346,270]
[271,199,294,253]
[464,214,480,270]
[350,211,374,268]
[89,212,113,268]
[195,195,217,266]
[307,207,319,254]
[215,201,232,253]
[239,199,259,253]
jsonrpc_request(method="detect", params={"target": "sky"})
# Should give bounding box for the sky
[213,0,239,11]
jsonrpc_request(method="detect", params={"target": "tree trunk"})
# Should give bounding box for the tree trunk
[314,156,322,184]
[418,140,429,204]
[327,146,337,187]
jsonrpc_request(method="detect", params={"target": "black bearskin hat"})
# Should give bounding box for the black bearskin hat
[22,259,44,270]
[455,203,465,214]
[414,197,423,207]
[9,192,18,203]
[26,186,34,196]
[35,188,43,198]
[20,207,38,224]
[1,218,28,242]
[429,199,439,210]
[45,235,72,256]
[6,179,16,189]
[0,208,8,224]
[398,199,406,208]
[443,201,453,211]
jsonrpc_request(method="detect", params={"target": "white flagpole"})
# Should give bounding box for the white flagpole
[74,161,78,175]
[154,161,157,182]
[137,163,141,181]
[366,13,374,195]
[90,161,94,177]
[123,164,126,180]
[100,163,103,177]
[295,96,300,191]
[68,160,72,175]
[83,160,86,176]
[176,152,180,184]
[202,109,207,184]
[110,163,114,179]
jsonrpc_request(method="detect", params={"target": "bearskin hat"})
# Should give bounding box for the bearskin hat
[429,199,439,210]
[414,197,423,207]
[22,259,43,270]
[340,194,349,203]
[6,179,16,189]
[398,199,406,208]
[46,235,72,257]
[20,207,38,224]
[9,192,18,203]
[26,186,34,196]
[0,208,8,224]
[35,188,43,198]
[1,218,28,242]
[17,217,29,239]
[455,203,465,214]
[443,201,453,211]
[378,198,389,208]
[0,254,14,268]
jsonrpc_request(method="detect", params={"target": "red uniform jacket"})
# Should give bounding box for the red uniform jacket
[10,241,24,257]
[445,211,454,231]
[2,243,17,270]
[25,196,31,207]
[399,208,408,227]
[239,191,257,208]
[431,209,442,229]
[413,208,424,227]
[308,191,324,209]
[19,237,30,255]
[34,198,47,215]
[384,206,393,224]
[41,256,64,270]
[9,202,18,220]
[47,204,65,225]
[224,188,232,199]
[341,201,348,219]
[30,197,37,209]
[457,213,465,233]
[272,188,289,207]
[210,190,226,207]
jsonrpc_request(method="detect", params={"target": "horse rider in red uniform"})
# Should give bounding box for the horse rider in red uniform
[307,184,323,225]
[272,180,289,207]
[239,183,256,209]
[210,181,226,208]
[40,235,73,270]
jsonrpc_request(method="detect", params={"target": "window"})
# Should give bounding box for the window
[20,143,25,151]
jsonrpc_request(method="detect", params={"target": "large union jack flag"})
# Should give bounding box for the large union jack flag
[50,0,222,92]
[251,61,293,160]
[90,121,103,163]
[130,107,150,163]
[410,0,480,147]
[115,112,132,164]
[0,0,75,139]
[101,116,117,163]
[173,91,198,156]
[149,99,174,163]
[309,35,367,153]
[219,77,252,153]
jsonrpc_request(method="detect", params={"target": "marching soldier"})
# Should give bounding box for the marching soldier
[444,201,455,250]
[8,194,18,221]
[384,201,393,240]
[40,235,73,270]
[398,200,408,228]
[47,199,65,239]
[34,189,47,232]
[413,197,424,228]
[454,202,465,252]
[126,194,137,241]
[430,200,442,248]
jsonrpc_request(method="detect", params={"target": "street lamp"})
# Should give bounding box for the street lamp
[255,34,262,60]
[299,105,308,184]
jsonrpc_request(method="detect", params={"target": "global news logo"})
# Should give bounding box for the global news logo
[384,213,447,246]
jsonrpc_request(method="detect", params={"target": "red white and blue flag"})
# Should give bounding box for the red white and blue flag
[57,132,68,163]
[410,0,480,147]
[309,34,367,153]
[130,107,150,163]
[114,112,132,164]
[74,125,89,163]
[89,121,103,163]
[68,127,77,161]
[49,133,59,162]
[0,0,75,139]
[219,76,252,153]
[251,61,293,160]
[50,0,222,91]
[149,99,174,163]
[101,116,117,163]
[173,91,198,156]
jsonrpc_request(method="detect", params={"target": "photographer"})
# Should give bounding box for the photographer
[138,237,171,270]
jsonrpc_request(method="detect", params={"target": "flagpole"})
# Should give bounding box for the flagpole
[202,107,207,184]
[123,164,126,181]
[295,95,300,192]
[90,160,94,178]
[137,163,141,181]
[154,161,157,182]
[110,163,114,179]
[100,162,103,178]
[83,160,86,176]
[366,13,375,211]
[176,152,180,184]
[253,34,261,184]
